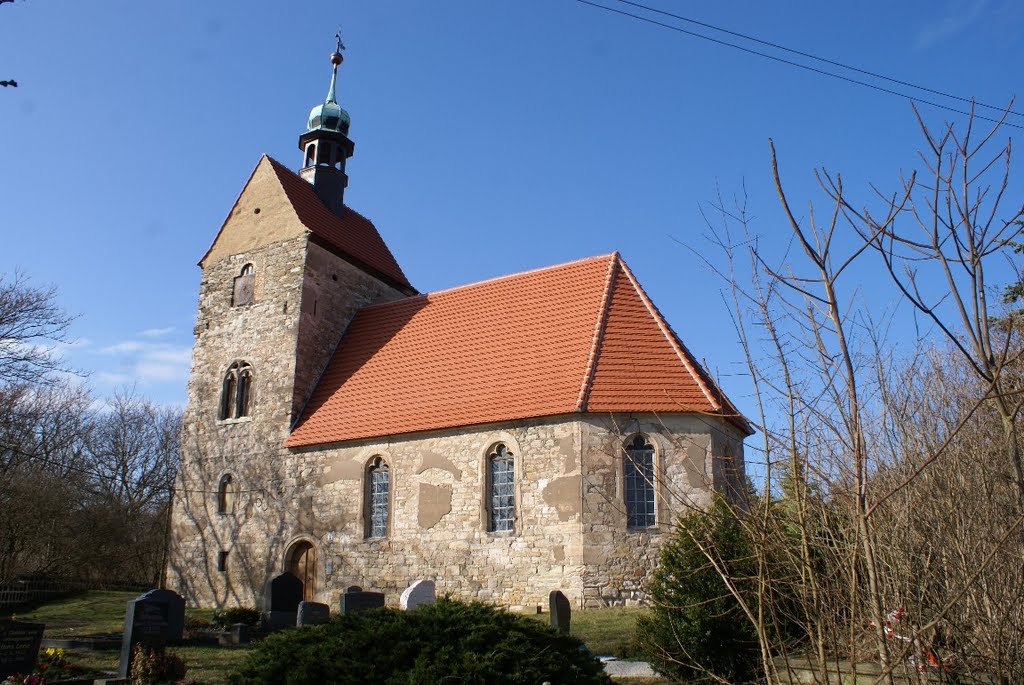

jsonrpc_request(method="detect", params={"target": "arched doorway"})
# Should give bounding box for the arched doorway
[286,540,316,601]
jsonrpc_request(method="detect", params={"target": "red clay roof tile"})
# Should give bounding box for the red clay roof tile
[265,156,412,290]
[285,253,750,447]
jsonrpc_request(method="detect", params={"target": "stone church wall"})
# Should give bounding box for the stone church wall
[578,413,743,607]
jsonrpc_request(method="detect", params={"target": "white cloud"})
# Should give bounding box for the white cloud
[139,327,175,338]
[89,338,193,389]
[916,0,988,50]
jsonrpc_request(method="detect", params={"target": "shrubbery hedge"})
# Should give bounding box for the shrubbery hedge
[228,598,611,685]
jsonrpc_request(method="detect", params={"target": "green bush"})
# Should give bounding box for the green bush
[637,498,761,684]
[211,606,261,629]
[228,598,612,685]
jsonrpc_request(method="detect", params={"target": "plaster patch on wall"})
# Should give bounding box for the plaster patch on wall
[542,475,581,522]
[418,483,453,529]
[558,436,577,474]
[552,544,565,562]
[685,441,710,489]
[318,456,363,485]
[417,452,463,480]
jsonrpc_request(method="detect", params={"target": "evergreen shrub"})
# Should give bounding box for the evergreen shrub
[637,498,761,684]
[228,598,611,685]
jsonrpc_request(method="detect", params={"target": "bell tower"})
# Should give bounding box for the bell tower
[298,33,354,216]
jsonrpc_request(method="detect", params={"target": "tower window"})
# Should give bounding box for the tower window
[220,362,253,420]
[232,263,255,306]
[218,474,236,515]
[487,443,515,533]
[366,457,389,539]
[305,143,316,167]
[218,550,229,573]
[624,435,656,528]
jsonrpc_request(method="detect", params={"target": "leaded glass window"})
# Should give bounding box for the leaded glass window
[488,444,515,532]
[367,458,389,538]
[624,435,656,528]
[220,361,252,420]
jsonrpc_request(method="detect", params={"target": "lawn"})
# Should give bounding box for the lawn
[5,591,658,684]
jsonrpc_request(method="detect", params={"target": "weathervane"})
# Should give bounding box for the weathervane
[331,28,346,67]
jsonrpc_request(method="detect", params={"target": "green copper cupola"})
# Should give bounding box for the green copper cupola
[298,33,355,216]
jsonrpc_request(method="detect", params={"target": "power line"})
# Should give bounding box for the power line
[606,0,1022,118]
[575,0,1023,131]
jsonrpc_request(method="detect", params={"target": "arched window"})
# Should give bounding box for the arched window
[304,143,316,168]
[366,457,389,538]
[487,443,515,532]
[624,435,656,528]
[220,362,253,420]
[232,263,255,307]
[217,474,236,514]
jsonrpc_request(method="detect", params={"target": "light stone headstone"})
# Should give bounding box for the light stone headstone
[399,579,436,611]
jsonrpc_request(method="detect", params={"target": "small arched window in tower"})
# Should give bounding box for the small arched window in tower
[366,457,389,538]
[218,474,236,515]
[487,443,515,532]
[624,435,656,528]
[305,143,316,168]
[232,263,255,307]
[220,362,253,420]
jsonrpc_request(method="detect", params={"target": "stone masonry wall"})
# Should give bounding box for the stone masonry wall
[291,240,405,420]
[578,413,741,607]
[170,229,405,607]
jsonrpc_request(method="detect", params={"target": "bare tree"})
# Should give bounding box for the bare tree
[0,270,73,385]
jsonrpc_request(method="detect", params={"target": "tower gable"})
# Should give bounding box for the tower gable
[200,155,308,269]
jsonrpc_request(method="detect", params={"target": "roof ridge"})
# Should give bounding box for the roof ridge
[575,252,619,411]
[615,258,723,412]
[353,252,618,314]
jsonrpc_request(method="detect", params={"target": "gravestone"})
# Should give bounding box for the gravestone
[0,618,44,679]
[297,601,330,627]
[219,623,250,646]
[399,579,436,611]
[136,588,185,641]
[118,588,185,678]
[549,590,571,634]
[263,571,304,630]
[339,585,385,615]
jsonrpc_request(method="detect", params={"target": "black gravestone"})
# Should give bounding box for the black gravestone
[119,592,176,679]
[549,590,571,634]
[339,585,385,615]
[0,618,44,679]
[136,588,185,642]
[263,571,304,630]
[297,601,330,627]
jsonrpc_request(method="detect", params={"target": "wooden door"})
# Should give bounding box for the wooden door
[287,541,316,601]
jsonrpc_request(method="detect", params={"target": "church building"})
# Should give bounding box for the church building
[167,42,751,610]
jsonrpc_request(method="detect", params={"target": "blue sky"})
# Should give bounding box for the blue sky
[1,1,1022,423]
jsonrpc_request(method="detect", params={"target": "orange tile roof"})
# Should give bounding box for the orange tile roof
[285,253,750,447]
[265,156,413,290]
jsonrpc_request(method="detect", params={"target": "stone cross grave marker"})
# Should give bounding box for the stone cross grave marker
[399,579,436,611]
[263,571,304,630]
[549,590,571,634]
[118,588,185,679]
[0,618,44,679]
[339,585,385,615]
[297,600,331,627]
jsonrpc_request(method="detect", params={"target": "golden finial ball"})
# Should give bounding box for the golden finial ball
[330,52,344,66]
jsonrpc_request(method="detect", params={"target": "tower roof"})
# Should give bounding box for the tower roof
[306,34,350,135]
[286,253,751,447]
